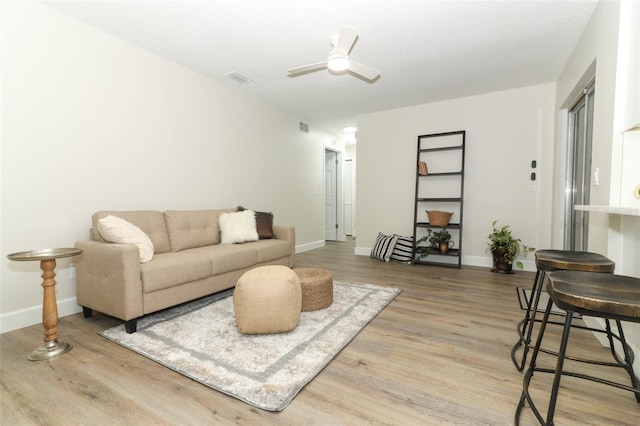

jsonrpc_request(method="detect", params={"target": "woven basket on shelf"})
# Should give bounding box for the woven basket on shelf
[425,210,453,227]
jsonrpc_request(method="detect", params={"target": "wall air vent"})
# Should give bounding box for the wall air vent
[224,71,252,83]
[299,121,309,133]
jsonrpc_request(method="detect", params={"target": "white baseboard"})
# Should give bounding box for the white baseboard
[0,249,533,335]
[355,250,537,272]
[463,255,536,272]
[354,246,371,256]
[2,242,325,335]
[296,240,325,254]
[0,296,82,334]
[462,255,492,268]
[582,316,610,347]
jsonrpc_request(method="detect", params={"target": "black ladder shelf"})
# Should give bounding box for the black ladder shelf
[413,130,466,268]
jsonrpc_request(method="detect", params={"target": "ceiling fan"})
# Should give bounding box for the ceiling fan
[287,26,380,82]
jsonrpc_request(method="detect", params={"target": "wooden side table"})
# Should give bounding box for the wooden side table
[7,248,82,361]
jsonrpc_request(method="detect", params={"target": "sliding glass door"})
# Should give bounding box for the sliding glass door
[564,81,595,251]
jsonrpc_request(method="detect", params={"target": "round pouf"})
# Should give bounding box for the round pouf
[233,265,301,335]
[295,268,334,312]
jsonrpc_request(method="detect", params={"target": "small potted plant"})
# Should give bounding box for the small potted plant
[487,220,534,273]
[429,227,454,254]
[412,228,456,263]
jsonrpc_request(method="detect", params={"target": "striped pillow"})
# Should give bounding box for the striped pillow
[370,232,398,262]
[391,235,414,263]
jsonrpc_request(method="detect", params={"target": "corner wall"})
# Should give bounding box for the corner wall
[0,2,330,332]
[355,83,557,270]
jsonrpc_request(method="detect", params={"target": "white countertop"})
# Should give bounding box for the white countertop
[575,205,640,216]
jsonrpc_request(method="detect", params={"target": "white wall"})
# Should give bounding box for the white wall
[0,2,332,332]
[355,83,557,270]
[554,0,640,374]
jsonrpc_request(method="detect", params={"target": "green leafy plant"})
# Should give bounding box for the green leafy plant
[412,230,433,263]
[412,227,455,263]
[487,220,534,269]
[428,227,451,247]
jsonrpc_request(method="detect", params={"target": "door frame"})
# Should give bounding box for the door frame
[343,158,355,236]
[324,148,344,241]
[563,80,595,250]
[552,62,596,249]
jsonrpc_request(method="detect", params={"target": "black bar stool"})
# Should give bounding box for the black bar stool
[515,270,640,425]
[511,250,615,371]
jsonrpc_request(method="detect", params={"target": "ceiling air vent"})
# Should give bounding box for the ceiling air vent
[299,121,309,133]
[224,71,251,84]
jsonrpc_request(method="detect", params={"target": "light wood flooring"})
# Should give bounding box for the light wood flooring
[2,239,639,425]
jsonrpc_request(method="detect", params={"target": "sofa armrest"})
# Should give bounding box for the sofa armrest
[74,240,144,321]
[272,225,295,268]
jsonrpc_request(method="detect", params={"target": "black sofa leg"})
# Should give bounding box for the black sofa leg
[124,319,138,334]
[82,306,93,318]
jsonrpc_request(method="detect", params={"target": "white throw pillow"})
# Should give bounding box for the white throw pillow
[97,215,155,263]
[219,210,259,244]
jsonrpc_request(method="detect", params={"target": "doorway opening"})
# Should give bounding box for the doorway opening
[564,80,595,251]
[344,159,354,237]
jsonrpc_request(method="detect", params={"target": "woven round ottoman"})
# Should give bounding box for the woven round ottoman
[233,265,301,335]
[295,268,333,311]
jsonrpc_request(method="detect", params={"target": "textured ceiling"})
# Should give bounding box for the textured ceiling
[45,0,598,136]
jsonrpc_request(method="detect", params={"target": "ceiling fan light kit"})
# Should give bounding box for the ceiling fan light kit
[287,26,380,82]
[327,54,350,72]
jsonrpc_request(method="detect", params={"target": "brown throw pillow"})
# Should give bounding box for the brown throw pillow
[237,206,274,239]
[255,211,274,239]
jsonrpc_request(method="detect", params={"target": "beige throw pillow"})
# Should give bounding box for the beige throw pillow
[97,215,155,263]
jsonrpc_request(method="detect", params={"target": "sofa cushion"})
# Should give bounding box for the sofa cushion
[97,215,155,263]
[92,211,171,254]
[245,239,291,263]
[185,244,259,275]
[219,210,259,244]
[164,209,233,251]
[140,252,213,293]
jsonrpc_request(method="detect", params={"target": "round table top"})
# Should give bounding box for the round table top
[7,248,83,262]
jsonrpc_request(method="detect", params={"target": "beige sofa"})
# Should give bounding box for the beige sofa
[74,209,295,333]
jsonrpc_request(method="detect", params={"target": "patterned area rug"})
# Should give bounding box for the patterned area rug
[100,281,401,411]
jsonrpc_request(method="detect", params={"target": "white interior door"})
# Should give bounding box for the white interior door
[325,149,338,241]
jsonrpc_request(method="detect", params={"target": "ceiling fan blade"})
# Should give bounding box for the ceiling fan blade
[334,26,358,55]
[287,61,328,76]
[347,61,380,81]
